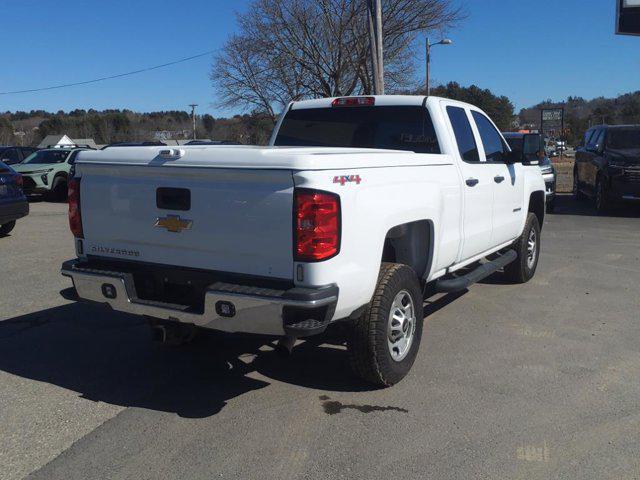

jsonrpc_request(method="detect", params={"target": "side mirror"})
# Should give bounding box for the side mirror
[504,149,523,164]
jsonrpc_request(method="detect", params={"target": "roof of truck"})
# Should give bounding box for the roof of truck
[290,95,432,110]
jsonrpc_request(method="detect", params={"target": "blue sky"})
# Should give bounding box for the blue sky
[0,0,637,115]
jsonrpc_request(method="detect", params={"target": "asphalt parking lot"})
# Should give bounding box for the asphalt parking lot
[1,196,639,480]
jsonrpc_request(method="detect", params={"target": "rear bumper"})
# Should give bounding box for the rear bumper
[61,259,338,337]
[0,197,29,224]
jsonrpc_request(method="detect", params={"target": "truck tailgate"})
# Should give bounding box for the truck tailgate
[78,164,295,279]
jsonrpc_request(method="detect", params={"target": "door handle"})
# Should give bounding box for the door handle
[466,178,479,187]
[494,175,505,183]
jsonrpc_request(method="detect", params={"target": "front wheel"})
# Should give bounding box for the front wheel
[347,263,424,387]
[0,221,16,236]
[574,170,586,201]
[504,213,541,284]
[546,197,555,214]
[595,177,610,215]
[49,177,68,202]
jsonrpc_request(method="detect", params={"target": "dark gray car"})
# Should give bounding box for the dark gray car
[0,161,29,236]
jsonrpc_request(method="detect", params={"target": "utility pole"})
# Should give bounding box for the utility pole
[426,37,431,96]
[374,0,384,94]
[367,0,384,94]
[189,104,198,140]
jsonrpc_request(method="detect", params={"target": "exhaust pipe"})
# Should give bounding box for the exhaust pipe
[148,318,197,346]
[151,325,168,343]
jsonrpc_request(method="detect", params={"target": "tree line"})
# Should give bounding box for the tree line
[0,109,274,147]
[6,88,640,148]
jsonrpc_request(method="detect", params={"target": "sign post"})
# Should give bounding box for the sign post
[541,108,565,161]
[617,0,640,36]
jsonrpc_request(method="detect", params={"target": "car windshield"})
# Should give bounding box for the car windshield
[274,106,441,154]
[607,129,640,149]
[504,137,523,151]
[22,150,70,164]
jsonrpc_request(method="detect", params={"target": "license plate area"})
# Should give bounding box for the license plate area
[156,187,191,211]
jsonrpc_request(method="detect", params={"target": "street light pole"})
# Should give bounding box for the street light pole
[425,38,453,96]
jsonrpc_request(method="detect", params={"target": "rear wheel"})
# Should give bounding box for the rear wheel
[0,221,16,236]
[347,263,424,387]
[595,176,610,215]
[504,213,540,284]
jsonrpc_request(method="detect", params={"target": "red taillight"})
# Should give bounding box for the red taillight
[68,178,83,238]
[294,189,340,262]
[14,174,23,187]
[331,96,375,107]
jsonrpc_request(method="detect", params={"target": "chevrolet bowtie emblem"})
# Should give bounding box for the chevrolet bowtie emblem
[154,215,193,233]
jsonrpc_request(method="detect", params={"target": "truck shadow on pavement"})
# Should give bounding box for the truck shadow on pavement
[0,301,373,418]
[0,288,467,418]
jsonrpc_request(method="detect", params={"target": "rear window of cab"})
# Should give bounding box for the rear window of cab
[274,105,441,154]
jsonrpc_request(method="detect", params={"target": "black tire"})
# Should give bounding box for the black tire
[595,176,610,215]
[347,263,424,387]
[0,220,16,236]
[504,213,541,284]
[573,169,586,201]
[50,176,68,202]
[546,198,555,214]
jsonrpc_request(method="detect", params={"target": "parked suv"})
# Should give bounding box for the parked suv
[13,148,89,200]
[0,146,39,166]
[574,125,640,213]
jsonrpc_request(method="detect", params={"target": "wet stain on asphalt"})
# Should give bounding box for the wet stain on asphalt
[319,395,408,415]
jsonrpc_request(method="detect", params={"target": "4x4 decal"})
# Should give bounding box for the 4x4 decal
[333,174,362,186]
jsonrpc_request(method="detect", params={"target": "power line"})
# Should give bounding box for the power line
[0,50,215,95]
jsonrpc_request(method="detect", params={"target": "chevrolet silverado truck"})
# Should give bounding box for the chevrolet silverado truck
[61,95,546,387]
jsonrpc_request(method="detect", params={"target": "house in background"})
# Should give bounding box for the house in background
[38,135,99,149]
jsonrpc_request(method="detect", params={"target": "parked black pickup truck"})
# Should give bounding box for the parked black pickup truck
[574,125,640,213]
[0,161,29,236]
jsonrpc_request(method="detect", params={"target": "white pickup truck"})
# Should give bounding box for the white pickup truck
[62,95,546,387]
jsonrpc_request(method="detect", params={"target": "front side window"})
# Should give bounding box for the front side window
[583,129,595,146]
[589,130,605,151]
[274,106,441,154]
[446,106,480,163]
[471,111,506,162]
[22,150,70,165]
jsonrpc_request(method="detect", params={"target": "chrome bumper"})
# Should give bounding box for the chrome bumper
[61,260,338,337]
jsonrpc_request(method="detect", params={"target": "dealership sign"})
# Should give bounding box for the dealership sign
[540,108,564,137]
[617,0,640,36]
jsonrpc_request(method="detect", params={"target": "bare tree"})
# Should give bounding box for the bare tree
[212,0,463,118]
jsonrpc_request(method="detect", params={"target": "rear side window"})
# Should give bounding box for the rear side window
[446,106,480,163]
[471,111,506,162]
[274,106,440,154]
